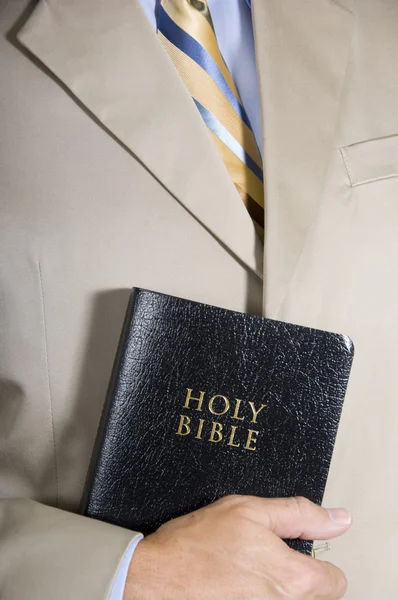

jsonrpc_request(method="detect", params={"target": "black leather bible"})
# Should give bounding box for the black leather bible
[83,288,354,554]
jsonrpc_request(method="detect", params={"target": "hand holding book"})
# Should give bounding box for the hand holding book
[125,495,351,600]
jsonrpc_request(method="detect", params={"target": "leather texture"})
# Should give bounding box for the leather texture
[84,289,354,555]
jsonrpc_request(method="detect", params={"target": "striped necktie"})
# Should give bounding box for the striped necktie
[158,0,264,234]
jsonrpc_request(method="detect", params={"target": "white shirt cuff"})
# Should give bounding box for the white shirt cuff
[108,535,144,600]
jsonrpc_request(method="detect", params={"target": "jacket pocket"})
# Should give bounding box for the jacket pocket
[340,134,398,187]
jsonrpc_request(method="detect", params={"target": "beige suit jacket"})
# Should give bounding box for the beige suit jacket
[0,0,397,597]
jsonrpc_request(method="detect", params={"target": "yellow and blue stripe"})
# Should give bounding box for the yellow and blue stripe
[158,0,264,230]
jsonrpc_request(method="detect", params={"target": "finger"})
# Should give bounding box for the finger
[238,496,352,540]
[309,558,348,600]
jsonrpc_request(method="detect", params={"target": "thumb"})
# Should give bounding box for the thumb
[256,496,352,540]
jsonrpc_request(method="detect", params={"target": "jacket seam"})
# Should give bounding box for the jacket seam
[38,260,59,507]
[344,171,398,187]
[340,147,355,186]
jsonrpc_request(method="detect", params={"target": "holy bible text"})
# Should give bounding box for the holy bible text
[175,388,267,452]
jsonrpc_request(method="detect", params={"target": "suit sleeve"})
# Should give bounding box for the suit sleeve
[0,499,141,600]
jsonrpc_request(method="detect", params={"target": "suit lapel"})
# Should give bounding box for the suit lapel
[252,0,354,316]
[18,0,263,277]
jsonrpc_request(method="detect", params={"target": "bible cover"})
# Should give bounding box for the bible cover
[83,288,354,554]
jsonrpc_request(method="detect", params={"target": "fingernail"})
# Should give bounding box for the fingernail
[327,508,352,525]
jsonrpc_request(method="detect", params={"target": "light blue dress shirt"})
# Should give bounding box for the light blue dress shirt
[109,1,259,598]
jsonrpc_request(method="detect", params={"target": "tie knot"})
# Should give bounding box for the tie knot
[162,0,213,26]
[189,0,208,9]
